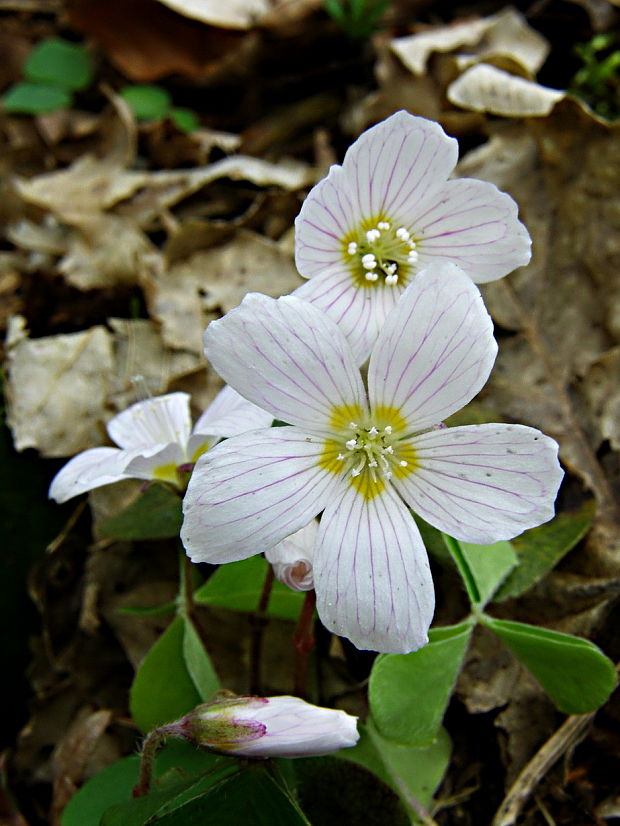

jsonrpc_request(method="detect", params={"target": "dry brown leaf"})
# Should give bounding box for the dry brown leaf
[5,317,114,457]
[448,64,565,117]
[145,228,302,353]
[391,9,549,77]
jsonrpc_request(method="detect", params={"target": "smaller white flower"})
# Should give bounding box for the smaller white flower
[49,386,272,502]
[265,521,317,592]
[179,695,359,758]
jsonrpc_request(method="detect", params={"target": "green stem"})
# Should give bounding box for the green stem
[442,534,481,606]
[178,546,211,652]
[132,724,181,798]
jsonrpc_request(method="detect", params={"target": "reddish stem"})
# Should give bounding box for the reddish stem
[293,590,316,698]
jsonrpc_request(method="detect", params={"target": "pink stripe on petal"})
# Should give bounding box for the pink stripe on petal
[181,427,341,564]
[204,293,367,433]
[394,424,563,543]
[410,179,531,283]
[368,263,497,429]
[314,483,435,654]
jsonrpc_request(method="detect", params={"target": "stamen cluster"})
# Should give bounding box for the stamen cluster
[345,221,419,287]
[337,421,407,483]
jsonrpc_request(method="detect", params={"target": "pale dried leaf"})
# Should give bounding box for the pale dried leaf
[155,0,270,29]
[391,9,549,77]
[448,64,565,117]
[6,320,114,457]
[146,228,302,353]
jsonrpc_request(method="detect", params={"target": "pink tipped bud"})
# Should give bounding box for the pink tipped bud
[179,695,359,758]
[265,521,317,592]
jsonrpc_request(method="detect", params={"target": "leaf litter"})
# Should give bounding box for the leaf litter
[1,2,620,825]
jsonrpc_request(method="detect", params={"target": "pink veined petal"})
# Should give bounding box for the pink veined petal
[410,178,532,283]
[48,447,133,502]
[368,262,497,430]
[181,426,341,564]
[192,384,273,439]
[313,482,435,654]
[107,393,192,450]
[203,293,368,433]
[295,111,458,281]
[393,424,563,544]
[123,442,186,481]
[293,271,406,366]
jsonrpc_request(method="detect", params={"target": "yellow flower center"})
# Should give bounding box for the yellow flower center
[342,214,420,289]
[320,404,417,500]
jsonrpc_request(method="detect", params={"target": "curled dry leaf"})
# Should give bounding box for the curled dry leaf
[145,228,302,353]
[448,64,565,117]
[5,317,114,457]
[391,8,549,78]
[155,0,270,29]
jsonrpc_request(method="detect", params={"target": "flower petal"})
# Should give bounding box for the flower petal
[393,424,563,543]
[181,427,341,564]
[295,111,458,281]
[314,483,435,654]
[368,262,497,430]
[123,442,185,484]
[293,270,405,366]
[107,393,191,450]
[49,447,132,502]
[412,179,532,283]
[203,293,367,432]
[265,519,318,591]
[192,385,273,438]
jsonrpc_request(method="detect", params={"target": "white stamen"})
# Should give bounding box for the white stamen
[366,229,381,243]
[384,426,392,434]
[368,460,378,468]
[377,221,390,230]
[383,445,394,455]
[385,263,397,275]
[347,241,358,254]
[408,239,417,249]
[408,250,419,262]
[345,439,357,450]
[362,254,377,270]
[368,427,379,438]
[349,422,358,428]
[399,460,408,467]
[365,272,378,281]
[396,227,410,241]
[385,274,398,286]
[337,453,345,461]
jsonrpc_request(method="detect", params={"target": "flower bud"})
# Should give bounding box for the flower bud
[177,695,359,758]
[265,521,317,592]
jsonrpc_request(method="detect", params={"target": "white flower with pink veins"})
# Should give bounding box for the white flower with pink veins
[294,110,531,364]
[182,263,562,654]
[265,520,317,592]
[49,385,273,502]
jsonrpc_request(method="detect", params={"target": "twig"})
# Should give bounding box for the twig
[293,590,316,698]
[249,566,275,694]
[491,712,595,826]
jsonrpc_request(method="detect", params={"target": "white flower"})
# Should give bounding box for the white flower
[182,262,563,654]
[179,695,359,758]
[265,521,317,592]
[49,386,273,502]
[294,110,532,363]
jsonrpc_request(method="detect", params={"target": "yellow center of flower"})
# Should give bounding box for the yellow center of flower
[320,404,417,500]
[342,214,420,289]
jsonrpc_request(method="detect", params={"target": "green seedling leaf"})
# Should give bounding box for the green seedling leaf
[494,500,595,601]
[130,616,201,733]
[457,539,517,607]
[24,38,93,91]
[343,722,451,822]
[121,84,172,120]
[484,617,617,714]
[182,616,220,702]
[369,622,473,747]
[100,484,182,540]
[3,82,71,114]
[293,756,408,826]
[169,107,200,133]
[194,555,304,621]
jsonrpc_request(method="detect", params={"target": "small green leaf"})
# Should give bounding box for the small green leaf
[169,107,200,133]
[3,82,71,114]
[100,484,182,540]
[442,534,480,604]
[194,555,304,621]
[120,84,172,120]
[343,722,451,821]
[494,500,595,601]
[369,622,473,747]
[484,617,617,714]
[24,38,93,91]
[130,616,201,733]
[61,755,140,826]
[293,756,409,826]
[182,616,220,702]
[458,539,517,607]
